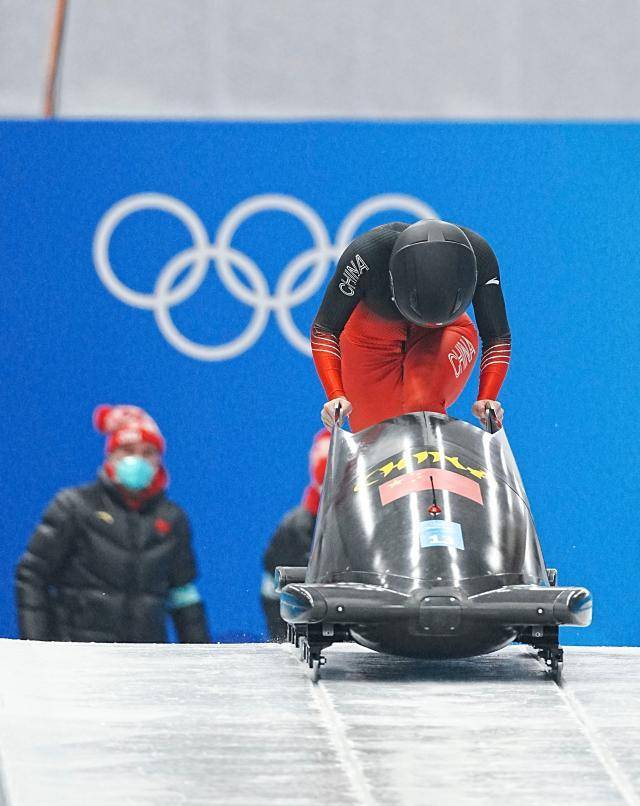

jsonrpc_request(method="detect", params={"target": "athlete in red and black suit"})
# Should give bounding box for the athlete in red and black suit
[311,219,511,432]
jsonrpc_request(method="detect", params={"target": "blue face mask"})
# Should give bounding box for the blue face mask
[114,456,156,491]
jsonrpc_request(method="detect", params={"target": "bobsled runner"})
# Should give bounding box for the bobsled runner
[277,407,591,683]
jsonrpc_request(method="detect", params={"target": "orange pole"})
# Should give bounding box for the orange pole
[44,0,68,118]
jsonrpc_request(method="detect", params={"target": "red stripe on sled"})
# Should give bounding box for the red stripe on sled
[379,468,483,506]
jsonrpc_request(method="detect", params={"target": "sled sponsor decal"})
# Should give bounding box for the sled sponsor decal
[354,449,487,493]
[379,468,483,507]
[419,520,464,550]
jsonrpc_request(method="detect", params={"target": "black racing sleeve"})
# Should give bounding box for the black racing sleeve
[311,224,404,399]
[460,227,512,400]
[461,227,510,342]
[310,243,369,398]
[313,242,367,336]
[15,490,76,640]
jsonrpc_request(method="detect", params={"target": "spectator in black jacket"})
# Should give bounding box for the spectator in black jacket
[261,429,330,641]
[15,404,211,644]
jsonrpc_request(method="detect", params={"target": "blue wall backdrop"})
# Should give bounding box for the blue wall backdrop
[1,122,638,645]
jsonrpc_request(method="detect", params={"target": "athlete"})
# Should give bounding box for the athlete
[311,219,511,432]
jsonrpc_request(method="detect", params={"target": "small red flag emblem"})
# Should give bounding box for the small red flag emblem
[154,518,171,535]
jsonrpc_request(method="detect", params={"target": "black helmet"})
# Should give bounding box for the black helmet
[389,220,477,326]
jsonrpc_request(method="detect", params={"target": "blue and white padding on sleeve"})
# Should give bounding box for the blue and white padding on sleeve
[166,582,203,610]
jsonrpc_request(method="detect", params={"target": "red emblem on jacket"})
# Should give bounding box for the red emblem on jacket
[154,518,171,535]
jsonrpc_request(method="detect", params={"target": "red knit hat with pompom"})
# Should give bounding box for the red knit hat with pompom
[93,404,165,454]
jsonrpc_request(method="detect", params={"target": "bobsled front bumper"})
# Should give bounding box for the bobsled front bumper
[278,582,592,629]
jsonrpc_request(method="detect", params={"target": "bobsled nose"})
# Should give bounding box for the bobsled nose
[555,588,592,627]
[280,585,328,624]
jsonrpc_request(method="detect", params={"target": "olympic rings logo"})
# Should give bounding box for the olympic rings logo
[93,193,437,361]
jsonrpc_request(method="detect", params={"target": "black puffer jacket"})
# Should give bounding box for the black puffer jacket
[261,506,315,641]
[15,476,210,643]
[263,506,316,576]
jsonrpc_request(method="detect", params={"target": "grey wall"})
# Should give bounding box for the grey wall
[2,0,640,119]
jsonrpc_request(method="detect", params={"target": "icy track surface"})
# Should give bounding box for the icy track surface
[0,641,638,806]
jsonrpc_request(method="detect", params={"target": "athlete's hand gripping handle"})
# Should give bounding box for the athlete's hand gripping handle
[472,398,504,429]
[321,396,352,430]
[484,403,501,434]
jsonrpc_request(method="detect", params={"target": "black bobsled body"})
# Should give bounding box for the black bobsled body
[278,412,591,673]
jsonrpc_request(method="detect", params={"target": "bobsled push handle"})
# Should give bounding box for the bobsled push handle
[485,403,500,434]
[334,402,342,427]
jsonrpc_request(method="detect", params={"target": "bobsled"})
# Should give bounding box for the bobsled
[277,409,591,683]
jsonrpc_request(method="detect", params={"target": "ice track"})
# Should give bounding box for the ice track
[0,640,639,805]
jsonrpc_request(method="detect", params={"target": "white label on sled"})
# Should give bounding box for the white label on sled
[419,520,464,550]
